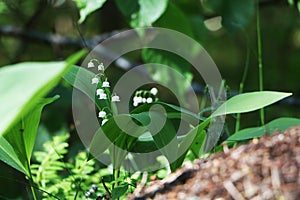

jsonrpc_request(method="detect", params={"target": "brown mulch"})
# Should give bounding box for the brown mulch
[128,126,300,200]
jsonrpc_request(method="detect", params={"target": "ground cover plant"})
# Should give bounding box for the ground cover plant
[0,0,300,199]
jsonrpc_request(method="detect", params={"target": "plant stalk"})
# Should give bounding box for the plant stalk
[27,166,38,200]
[235,32,250,132]
[20,119,38,200]
[256,1,265,125]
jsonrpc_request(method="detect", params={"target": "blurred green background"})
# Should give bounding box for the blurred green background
[0,0,299,198]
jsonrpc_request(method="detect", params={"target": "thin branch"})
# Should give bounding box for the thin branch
[0,25,299,107]
[0,25,95,47]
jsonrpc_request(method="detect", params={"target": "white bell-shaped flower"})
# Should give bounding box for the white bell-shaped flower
[98,111,106,118]
[134,96,142,104]
[87,61,95,68]
[150,87,158,95]
[102,81,110,88]
[96,89,104,96]
[99,93,107,100]
[146,97,153,103]
[112,95,120,102]
[98,63,104,71]
[91,77,99,84]
[101,119,108,126]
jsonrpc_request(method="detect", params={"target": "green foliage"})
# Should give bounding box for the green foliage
[211,91,292,117]
[227,117,300,142]
[0,62,64,137]
[0,51,85,198]
[142,49,193,105]
[73,0,107,24]
[0,51,85,174]
[0,51,86,137]
[112,184,128,200]
[31,134,99,199]
[0,1,299,198]
[0,136,27,174]
[31,133,139,199]
[63,65,109,112]
[89,114,146,169]
[65,65,292,173]
[31,134,70,197]
[0,1,7,13]
[115,0,168,28]
[287,0,300,13]
[3,97,58,175]
[154,2,194,37]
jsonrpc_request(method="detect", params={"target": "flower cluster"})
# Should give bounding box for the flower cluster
[87,59,120,126]
[85,184,98,198]
[133,87,159,107]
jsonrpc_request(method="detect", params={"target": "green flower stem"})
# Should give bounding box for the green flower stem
[235,32,250,132]
[256,1,265,125]
[20,119,38,200]
[27,166,38,200]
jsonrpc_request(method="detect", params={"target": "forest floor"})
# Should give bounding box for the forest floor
[129,126,300,200]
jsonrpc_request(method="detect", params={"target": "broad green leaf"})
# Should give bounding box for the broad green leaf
[130,109,199,154]
[0,136,27,175]
[211,91,292,117]
[4,97,59,169]
[89,115,146,162]
[115,0,139,22]
[132,0,168,27]
[131,136,157,153]
[204,91,292,153]
[63,65,95,100]
[112,184,128,200]
[132,102,201,126]
[74,0,107,24]
[154,2,194,37]
[179,118,210,154]
[190,130,206,158]
[63,65,109,111]
[115,0,168,27]
[64,66,201,124]
[148,111,178,171]
[0,50,85,136]
[171,118,210,169]
[63,64,202,125]
[227,117,300,141]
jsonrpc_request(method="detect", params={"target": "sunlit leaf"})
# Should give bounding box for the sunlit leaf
[4,97,59,169]
[63,65,109,111]
[74,0,107,24]
[0,50,85,136]
[0,136,27,175]
[116,0,168,27]
[212,91,292,117]
[112,184,128,200]
[89,115,146,162]
[171,118,210,169]
[203,91,292,153]
[227,117,300,141]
